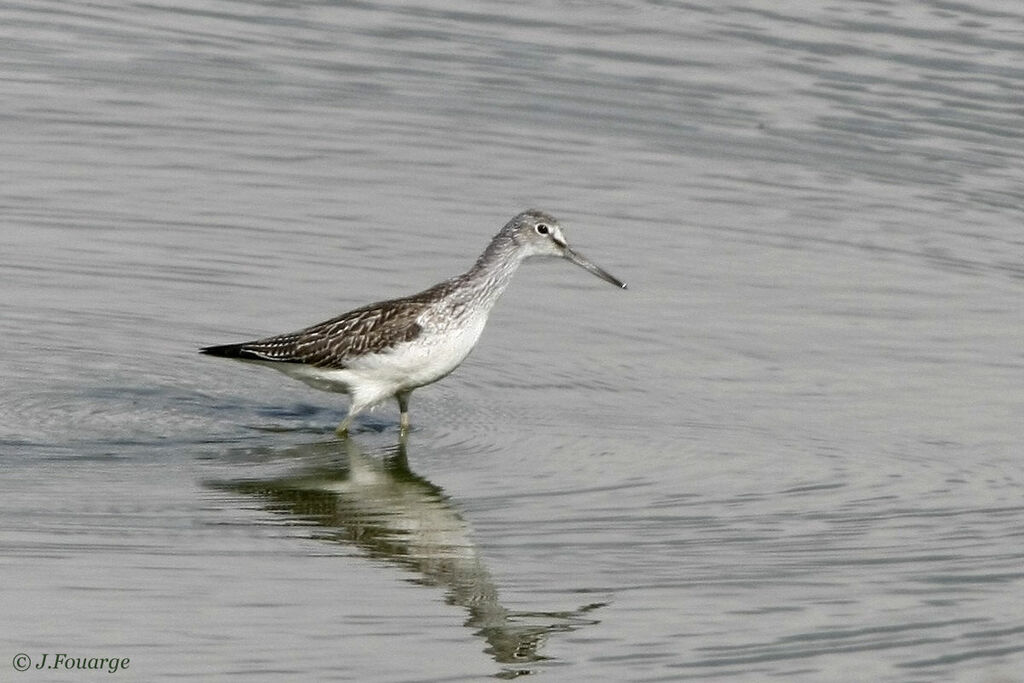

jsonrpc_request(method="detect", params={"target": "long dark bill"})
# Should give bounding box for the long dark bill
[564,247,627,289]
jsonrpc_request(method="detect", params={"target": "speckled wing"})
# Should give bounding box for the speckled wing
[200,291,435,368]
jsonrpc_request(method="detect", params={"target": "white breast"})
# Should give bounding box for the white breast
[254,309,491,412]
[360,311,489,391]
[312,310,486,409]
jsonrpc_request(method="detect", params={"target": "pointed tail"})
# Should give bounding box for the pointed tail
[200,343,253,359]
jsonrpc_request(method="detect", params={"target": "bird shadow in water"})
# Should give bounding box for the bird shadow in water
[206,434,605,677]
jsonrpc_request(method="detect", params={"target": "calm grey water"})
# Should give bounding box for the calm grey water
[2,1,1023,680]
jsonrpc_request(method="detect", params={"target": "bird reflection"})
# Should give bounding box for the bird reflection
[208,435,603,673]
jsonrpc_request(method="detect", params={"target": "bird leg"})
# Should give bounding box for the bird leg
[396,391,412,433]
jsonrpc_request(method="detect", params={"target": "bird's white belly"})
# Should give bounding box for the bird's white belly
[266,363,354,394]
[353,313,488,391]
[263,313,488,406]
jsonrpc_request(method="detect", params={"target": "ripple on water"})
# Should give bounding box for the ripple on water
[3,0,1024,679]
[0,382,255,453]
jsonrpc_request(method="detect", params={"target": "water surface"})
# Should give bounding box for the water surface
[2,1,1022,680]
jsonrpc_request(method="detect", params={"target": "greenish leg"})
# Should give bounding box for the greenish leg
[396,391,412,433]
[336,401,360,437]
[335,415,351,437]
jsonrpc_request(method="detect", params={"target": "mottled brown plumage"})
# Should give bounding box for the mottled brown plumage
[201,286,446,368]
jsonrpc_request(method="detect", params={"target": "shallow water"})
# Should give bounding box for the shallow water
[2,0,1023,680]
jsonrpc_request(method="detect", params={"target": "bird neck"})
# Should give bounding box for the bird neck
[457,233,527,311]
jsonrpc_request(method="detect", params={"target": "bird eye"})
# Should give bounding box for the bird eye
[535,224,550,235]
